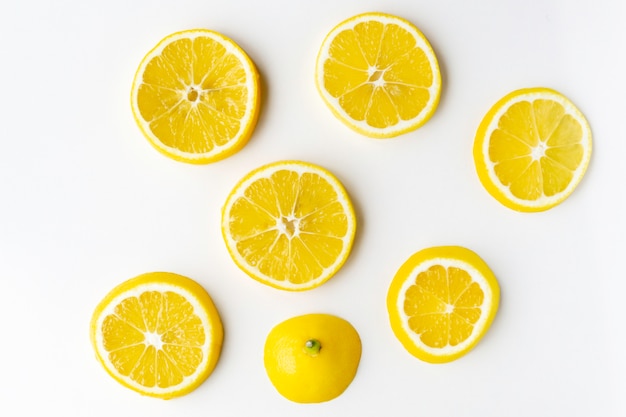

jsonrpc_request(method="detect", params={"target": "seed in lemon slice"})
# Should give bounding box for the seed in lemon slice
[90,272,224,399]
[474,87,592,212]
[221,160,356,291]
[315,12,441,138]
[387,246,500,363]
[131,29,260,164]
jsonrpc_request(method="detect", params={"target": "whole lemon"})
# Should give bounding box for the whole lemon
[263,313,362,403]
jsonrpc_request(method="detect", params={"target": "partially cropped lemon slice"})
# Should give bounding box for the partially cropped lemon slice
[221,160,356,291]
[387,246,500,363]
[131,29,260,164]
[90,272,223,399]
[474,87,592,212]
[315,12,441,138]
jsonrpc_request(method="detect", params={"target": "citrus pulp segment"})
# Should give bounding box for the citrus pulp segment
[387,246,500,363]
[131,29,260,164]
[264,313,362,403]
[90,272,223,399]
[474,87,592,212]
[221,160,356,291]
[315,12,441,138]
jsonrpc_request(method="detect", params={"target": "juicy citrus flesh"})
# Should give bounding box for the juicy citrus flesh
[316,12,441,138]
[264,313,362,403]
[222,161,356,291]
[474,87,592,212]
[90,272,223,399]
[387,246,500,363]
[131,29,260,164]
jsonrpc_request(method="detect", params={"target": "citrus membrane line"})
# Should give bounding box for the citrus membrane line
[450,282,478,306]
[297,236,326,270]
[196,100,243,124]
[298,231,345,239]
[239,186,341,224]
[410,276,475,307]
[327,59,431,96]
[382,87,401,117]
[106,341,145,353]
[295,199,342,221]
[496,128,536,148]
[107,295,203,340]
[327,57,365,73]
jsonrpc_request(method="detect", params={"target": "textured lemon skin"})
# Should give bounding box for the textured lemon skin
[473,87,592,212]
[221,160,357,292]
[90,272,224,399]
[130,29,261,165]
[264,314,362,403]
[387,246,500,364]
[315,12,441,139]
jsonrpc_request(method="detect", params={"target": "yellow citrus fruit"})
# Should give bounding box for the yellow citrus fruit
[264,313,362,403]
[90,272,223,399]
[474,87,592,212]
[131,29,260,164]
[315,12,441,138]
[387,246,500,363]
[221,160,356,291]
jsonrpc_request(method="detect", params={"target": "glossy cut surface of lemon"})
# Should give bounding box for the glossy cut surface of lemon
[316,12,441,138]
[387,246,500,363]
[90,272,223,399]
[131,29,260,164]
[474,87,592,212]
[221,160,356,291]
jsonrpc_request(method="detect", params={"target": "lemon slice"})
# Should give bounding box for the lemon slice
[90,272,223,399]
[474,87,592,212]
[387,246,500,363]
[131,29,260,164]
[221,160,356,291]
[315,12,441,138]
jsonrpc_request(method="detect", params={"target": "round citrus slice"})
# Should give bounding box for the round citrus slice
[90,272,224,399]
[315,12,441,138]
[131,29,260,164]
[387,246,500,363]
[474,87,592,212]
[221,160,356,291]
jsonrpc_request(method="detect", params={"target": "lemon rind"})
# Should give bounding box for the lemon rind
[221,161,357,291]
[315,12,441,139]
[130,29,260,164]
[474,87,592,212]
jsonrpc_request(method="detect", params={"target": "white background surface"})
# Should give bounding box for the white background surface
[1,0,624,415]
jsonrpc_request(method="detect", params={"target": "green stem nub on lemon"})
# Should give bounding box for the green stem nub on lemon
[264,314,361,403]
[304,339,322,356]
